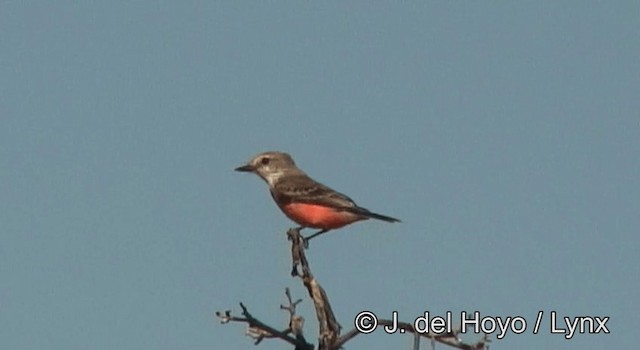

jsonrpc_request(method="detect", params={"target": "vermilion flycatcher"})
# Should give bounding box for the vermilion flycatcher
[235,151,400,241]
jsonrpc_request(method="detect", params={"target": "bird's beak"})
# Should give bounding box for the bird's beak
[234,164,254,172]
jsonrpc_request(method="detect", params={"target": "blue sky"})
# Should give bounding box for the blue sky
[1,2,638,349]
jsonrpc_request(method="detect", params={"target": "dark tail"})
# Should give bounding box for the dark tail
[345,207,401,223]
[365,211,401,223]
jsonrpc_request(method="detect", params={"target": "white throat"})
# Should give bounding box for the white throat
[262,170,285,187]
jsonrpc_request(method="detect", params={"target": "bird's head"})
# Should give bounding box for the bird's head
[235,151,298,185]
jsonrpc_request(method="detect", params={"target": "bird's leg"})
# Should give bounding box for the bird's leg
[303,229,329,248]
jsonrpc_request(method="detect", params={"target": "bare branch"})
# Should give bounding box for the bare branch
[219,227,490,350]
[288,227,309,277]
[287,227,341,350]
[280,287,308,344]
[215,300,313,350]
[280,287,303,317]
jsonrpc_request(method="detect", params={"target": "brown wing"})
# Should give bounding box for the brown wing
[271,174,401,223]
[271,174,358,210]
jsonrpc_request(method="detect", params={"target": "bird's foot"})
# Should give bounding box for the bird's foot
[302,229,329,249]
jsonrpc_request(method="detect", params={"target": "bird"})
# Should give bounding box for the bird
[235,151,400,242]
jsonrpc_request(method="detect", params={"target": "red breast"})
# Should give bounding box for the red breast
[281,202,365,229]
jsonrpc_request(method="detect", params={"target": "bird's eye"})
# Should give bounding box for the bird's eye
[260,157,270,165]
